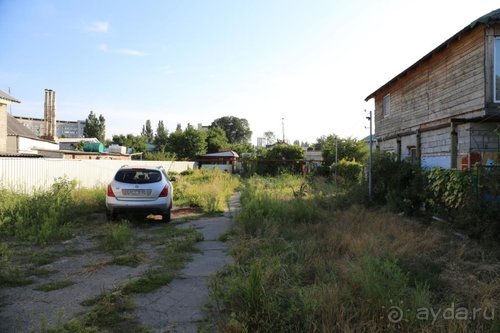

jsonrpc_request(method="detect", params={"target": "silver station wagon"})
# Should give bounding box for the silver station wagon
[105,166,173,222]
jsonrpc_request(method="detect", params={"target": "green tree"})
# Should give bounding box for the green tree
[257,143,305,175]
[313,135,327,151]
[141,120,154,142]
[167,124,207,160]
[154,120,169,152]
[320,134,367,165]
[143,151,177,161]
[206,126,229,153]
[111,134,147,154]
[229,142,255,156]
[211,116,252,144]
[83,111,106,142]
[182,124,207,159]
[264,131,276,146]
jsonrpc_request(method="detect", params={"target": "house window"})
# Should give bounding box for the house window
[408,146,417,163]
[495,38,500,102]
[383,94,390,116]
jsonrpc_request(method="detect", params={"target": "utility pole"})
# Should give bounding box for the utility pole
[281,117,285,142]
[365,110,373,201]
[335,137,338,164]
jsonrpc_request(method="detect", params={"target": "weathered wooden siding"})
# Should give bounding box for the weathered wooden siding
[374,26,486,139]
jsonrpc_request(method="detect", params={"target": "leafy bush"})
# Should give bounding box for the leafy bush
[255,143,306,176]
[367,154,499,238]
[427,168,472,214]
[370,153,425,215]
[331,159,363,187]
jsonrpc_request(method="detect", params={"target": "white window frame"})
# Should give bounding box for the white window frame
[383,94,391,116]
[494,37,500,103]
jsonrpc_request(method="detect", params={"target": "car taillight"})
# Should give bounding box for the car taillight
[159,185,169,197]
[107,184,115,197]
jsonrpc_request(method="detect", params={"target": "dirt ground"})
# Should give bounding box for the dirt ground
[0,196,239,333]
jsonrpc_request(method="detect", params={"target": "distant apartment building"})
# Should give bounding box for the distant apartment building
[197,123,210,131]
[256,137,265,148]
[14,116,85,138]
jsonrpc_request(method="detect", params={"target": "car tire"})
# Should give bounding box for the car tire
[106,210,117,222]
[162,209,171,222]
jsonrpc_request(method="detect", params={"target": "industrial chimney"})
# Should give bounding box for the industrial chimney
[43,89,57,142]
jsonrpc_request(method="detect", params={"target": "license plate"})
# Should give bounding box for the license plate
[122,189,151,196]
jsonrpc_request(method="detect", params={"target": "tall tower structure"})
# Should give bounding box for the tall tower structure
[43,89,57,141]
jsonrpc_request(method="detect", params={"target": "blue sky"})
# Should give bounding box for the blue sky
[0,0,496,143]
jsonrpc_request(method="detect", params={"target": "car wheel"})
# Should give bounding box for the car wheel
[162,209,171,222]
[106,210,117,221]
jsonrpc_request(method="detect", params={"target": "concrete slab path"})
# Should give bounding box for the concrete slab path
[134,194,240,332]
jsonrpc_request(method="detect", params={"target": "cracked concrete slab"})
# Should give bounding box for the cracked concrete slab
[0,196,239,333]
[0,245,155,332]
[134,195,239,333]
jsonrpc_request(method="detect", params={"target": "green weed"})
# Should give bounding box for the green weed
[0,179,105,244]
[123,269,173,294]
[70,291,143,333]
[101,222,133,251]
[0,242,33,287]
[112,252,144,267]
[34,280,75,292]
[123,225,202,294]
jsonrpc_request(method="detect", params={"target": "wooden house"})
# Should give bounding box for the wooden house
[197,151,239,173]
[365,9,500,169]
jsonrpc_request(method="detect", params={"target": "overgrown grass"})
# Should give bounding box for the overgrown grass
[112,252,144,267]
[123,225,203,294]
[66,290,147,333]
[210,175,500,332]
[0,179,105,244]
[101,221,134,251]
[0,242,34,287]
[174,169,239,213]
[34,280,75,292]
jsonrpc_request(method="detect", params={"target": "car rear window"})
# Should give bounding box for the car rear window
[114,169,163,184]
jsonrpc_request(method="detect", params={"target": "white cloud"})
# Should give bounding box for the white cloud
[97,44,146,57]
[86,21,110,33]
[114,48,146,57]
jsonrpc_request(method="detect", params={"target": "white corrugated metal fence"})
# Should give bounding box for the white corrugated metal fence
[0,158,196,193]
